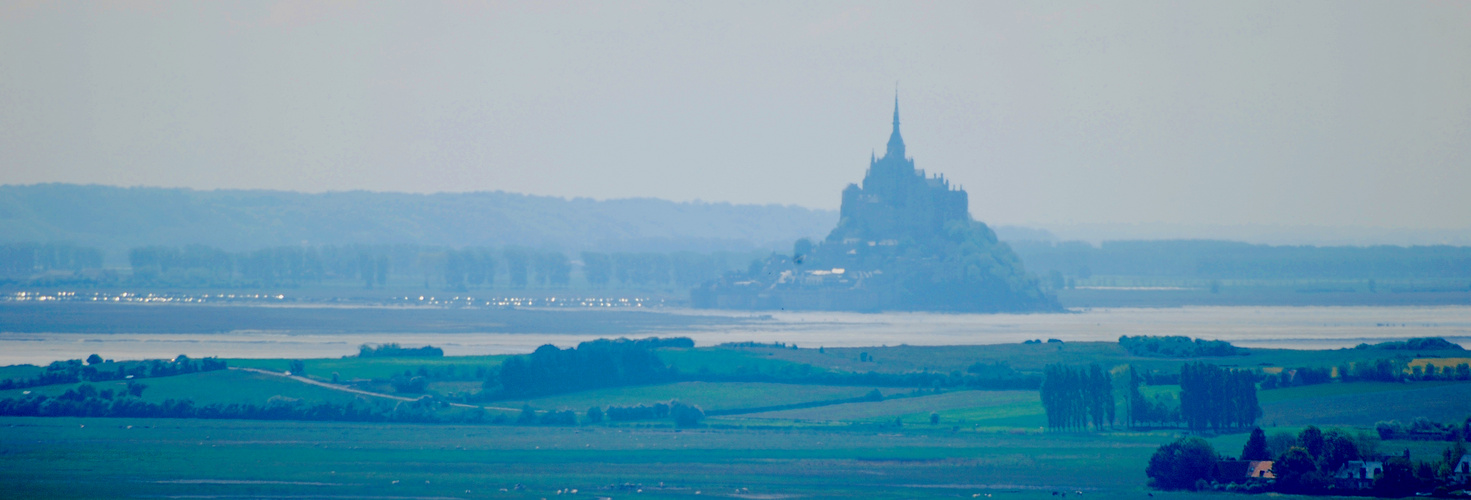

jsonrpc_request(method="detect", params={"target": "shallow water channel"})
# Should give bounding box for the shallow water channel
[1,305,1469,365]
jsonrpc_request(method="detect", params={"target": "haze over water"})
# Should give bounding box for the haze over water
[3,305,1467,365]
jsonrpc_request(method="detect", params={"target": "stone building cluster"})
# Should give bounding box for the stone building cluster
[693,99,1056,313]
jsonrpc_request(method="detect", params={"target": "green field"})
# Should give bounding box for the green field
[5,340,1470,499]
[0,369,391,406]
[6,414,1457,500]
[0,415,1194,500]
[726,390,1046,429]
[739,341,1466,378]
[0,364,42,381]
[227,355,508,382]
[508,382,888,413]
[1259,380,1471,427]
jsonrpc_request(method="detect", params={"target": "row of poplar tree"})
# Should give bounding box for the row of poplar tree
[1042,361,1261,431]
[1040,364,1115,430]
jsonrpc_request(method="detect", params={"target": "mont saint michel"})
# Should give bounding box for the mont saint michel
[694,99,1059,313]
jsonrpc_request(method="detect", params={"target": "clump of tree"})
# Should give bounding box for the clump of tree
[1375,417,1467,441]
[1118,335,1246,358]
[1355,337,1465,351]
[389,371,428,394]
[601,400,704,427]
[1040,363,1114,430]
[1407,361,1471,382]
[605,402,671,421]
[671,401,705,427]
[1339,358,1408,382]
[1178,362,1260,431]
[1260,366,1333,389]
[1268,425,1382,493]
[483,338,692,399]
[1146,437,1219,490]
[0,355,227,391]
[358,343,445,358]
[1123,366,1180,428]
[1330,358,1470,383]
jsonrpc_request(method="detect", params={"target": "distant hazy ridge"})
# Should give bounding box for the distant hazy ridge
[0,184,836,254]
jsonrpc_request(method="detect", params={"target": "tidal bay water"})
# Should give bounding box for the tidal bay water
[1,305,1468,365]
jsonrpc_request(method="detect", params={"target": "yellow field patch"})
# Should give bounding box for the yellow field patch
[1410,358,1471,368]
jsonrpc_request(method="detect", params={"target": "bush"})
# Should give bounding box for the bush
[390,375,427,394]
[1146,437,1218,490]
[1273,446,1319,493]
[670,401,704,428]
[1241,427,1270,460]
[1374,457,1419,497]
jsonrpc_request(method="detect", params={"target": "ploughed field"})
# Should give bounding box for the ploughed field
[2,341,1468,499]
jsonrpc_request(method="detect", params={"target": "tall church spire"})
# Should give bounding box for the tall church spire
[885,92,906,159]
[892,92,901,129]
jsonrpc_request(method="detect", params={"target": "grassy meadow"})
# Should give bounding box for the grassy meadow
[2,339,1468,499]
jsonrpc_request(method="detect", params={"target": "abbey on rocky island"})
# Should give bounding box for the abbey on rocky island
[693,98,1058,313]
[830,98,969,248]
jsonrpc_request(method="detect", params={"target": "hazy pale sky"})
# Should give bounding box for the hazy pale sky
[3,1,1469,229]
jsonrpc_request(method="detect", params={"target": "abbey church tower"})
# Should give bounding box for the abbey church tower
[694,96,1056,313]
[829,96,969,246]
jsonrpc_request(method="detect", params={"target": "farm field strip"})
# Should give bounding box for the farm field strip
[0,416,1176,500]
[724,390,1041,424]
[1259,380,1471,426]
[506,382,887,412]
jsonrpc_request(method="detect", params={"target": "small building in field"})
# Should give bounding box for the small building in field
[1246,461,1275,480]
[1333,460,1384,490]
[1452,454,1471,484]
[1213,459,1275,483]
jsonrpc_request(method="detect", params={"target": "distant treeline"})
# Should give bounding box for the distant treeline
[1262,358,1471,390]
[358,343,444,358]
[121,243,760,289]
[0,389,490,424]
[0,184,834,254]
[1011,239,1471,280]
[483,338,693,399]
[1375,417,1470,441]
[1118,335,1247,358]
[478,337,1041,402]
[1358,337,1465,351]
[0,355,226,391]
[0,243,104,280]
[599,400,706,427]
